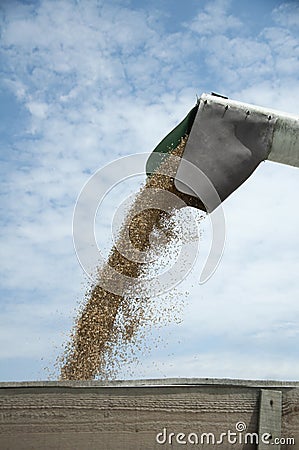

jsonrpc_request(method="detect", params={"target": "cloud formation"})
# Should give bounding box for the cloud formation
[0,0,298,380]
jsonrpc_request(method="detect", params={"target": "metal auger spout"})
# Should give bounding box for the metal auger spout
[146,93,299,211]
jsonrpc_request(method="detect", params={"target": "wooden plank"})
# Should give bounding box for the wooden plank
[1,378,299,389]
[258,390,282,450]
[0,380,298,450]
[282,388,299,449]
[0,384,260,450]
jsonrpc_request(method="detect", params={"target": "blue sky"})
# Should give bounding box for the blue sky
[0,0,299,381]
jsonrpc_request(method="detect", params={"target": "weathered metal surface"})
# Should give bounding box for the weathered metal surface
[174,93,299,209]
[175,95,276,208]
[0,379,298,450]
[269,116,299,168]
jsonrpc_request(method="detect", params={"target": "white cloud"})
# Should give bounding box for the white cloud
[0,0,298,381]
[26,101,48,118]
[126,352,299,381]
[235,80,299,114]
[272,2,299,28]
[187,0,242,35]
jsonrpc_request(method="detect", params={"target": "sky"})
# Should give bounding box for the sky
[0,0,299,381]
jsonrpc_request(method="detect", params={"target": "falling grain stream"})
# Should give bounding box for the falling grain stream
[60,137,202,380]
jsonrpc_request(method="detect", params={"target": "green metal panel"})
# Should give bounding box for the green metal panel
[146,103,199,176]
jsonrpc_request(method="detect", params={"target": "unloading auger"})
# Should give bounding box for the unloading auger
[146,92,299,211]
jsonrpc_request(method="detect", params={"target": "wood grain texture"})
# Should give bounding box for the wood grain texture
[282,388,299,449]
[0,380,298,450]
[258,390,282,450]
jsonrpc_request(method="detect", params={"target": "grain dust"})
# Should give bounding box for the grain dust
[59,137,202,380]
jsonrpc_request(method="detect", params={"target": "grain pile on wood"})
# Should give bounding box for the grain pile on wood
[59,137,201,380]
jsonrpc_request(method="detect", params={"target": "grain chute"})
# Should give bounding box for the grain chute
[146,93,299,211]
